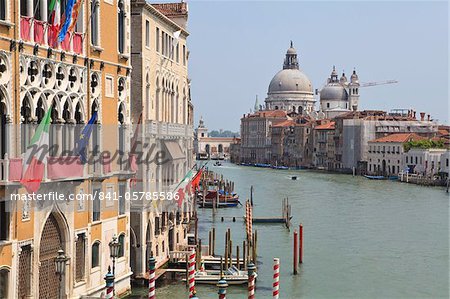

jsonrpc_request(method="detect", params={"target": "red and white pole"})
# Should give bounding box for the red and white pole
[188,249,196,298]
[272,258,280,298]
[148,256,156,299]
[247,262,256,299]
[104,266,114,299]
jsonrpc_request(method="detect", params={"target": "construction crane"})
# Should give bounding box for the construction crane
[360,80,398,88]
[315,80,398,95]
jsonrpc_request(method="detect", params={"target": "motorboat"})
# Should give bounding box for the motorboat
[183,266,256,285]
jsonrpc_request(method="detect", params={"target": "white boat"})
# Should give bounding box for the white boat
[183,266,256,285]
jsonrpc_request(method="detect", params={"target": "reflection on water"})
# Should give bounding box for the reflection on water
[130,161,449,299]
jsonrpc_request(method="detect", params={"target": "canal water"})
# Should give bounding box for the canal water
[131,161,448,298]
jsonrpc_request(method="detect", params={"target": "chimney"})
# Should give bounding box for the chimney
[420,112,425,121]
[427,114,430,121]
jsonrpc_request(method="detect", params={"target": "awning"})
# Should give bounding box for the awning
[163,140,185,160]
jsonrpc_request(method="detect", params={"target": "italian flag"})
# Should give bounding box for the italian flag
[21,108,52,193]
[49,0,61,26]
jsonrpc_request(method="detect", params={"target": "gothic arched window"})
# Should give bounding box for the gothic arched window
[118,0,125,53]
[91,0,100,46]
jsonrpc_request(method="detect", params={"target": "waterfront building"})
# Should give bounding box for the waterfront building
[0,0,133,297]
[332,110,439,173]
[270,116,314,167]
[403,148,447,177]
[312,121,336,169]
[229,137,241,163]
[240,110,288,164]
[129,0,195,281]
[439,150,450,176]
[367,133,424,176]
[319,66,360,118]
[194,117,236,159]
[265,42,315,114]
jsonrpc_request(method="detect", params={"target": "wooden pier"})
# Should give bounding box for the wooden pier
[246,197,292,228]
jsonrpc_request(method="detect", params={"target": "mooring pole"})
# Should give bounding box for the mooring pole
[212,227,216,256]
[293,230,298,274]
[247,262,256,299]
[273,258,280,299]
[299,223,303,264]
[217,277,228,299]
[148,256,156,299]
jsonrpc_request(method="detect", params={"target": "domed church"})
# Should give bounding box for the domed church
[319,66,360,118]
[265,42,316,115]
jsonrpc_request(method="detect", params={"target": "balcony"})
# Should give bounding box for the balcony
[0,155,88,185]
[20,16,83,55]
[145,121,193,139]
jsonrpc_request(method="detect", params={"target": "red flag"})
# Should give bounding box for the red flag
[191,169,203,191]
[176,188,185,208]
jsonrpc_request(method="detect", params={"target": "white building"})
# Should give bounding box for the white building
[367,133,424,175]
[265,42,316,114]
[403,148,447,176]
[440,150,450,175]
[319,66,360,118]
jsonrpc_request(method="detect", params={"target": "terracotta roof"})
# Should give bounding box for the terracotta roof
[272,120,296,128]
[246,110,288,118]
[369,133,425,143]
[438,129,449,137]
[152,2,188,17]
[315,122,335,130]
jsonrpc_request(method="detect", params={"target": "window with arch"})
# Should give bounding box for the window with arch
[0,198,9,241]
[75,233,86,281]
[0,0,6,20]
[91,241,100,268]
[0,268,8,298]
[118,0,125,53]
[118,234,125,257]
[91,0,100,46]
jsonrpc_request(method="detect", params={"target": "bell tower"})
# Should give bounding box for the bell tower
[348,69,360,111]
[196,116,208,138]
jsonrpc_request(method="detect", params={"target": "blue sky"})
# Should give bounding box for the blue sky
[184,1,448,131]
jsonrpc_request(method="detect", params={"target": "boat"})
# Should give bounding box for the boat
[198,190,240,202]
[199,201,239,208]
[364,175,385,180]
[272,165,289,170]
[388,176,399,180]
[214,161,222,166]
[291,176,298,180]
[183,266,255,285]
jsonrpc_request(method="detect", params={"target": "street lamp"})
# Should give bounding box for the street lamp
[109,234,121,275]
[55,249,67,299]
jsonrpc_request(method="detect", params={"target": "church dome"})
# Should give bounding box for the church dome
[268,41,313,95]
[320,83,348,102]
[268,69,313,94]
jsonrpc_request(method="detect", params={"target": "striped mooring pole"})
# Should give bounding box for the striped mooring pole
[273,258,280,298]
[247,262,256,299]
[148,256,156,299]
[104,266,114,299]
[191,290,199,299]
[188,249,196,298]
[217,278,228,299]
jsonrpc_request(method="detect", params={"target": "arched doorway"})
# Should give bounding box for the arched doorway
[382,160,386,175]
[168,213,174,251]
[38,213,65,299]
[218,144,223,153]
[145,222,152,271]
[205,144,210,155]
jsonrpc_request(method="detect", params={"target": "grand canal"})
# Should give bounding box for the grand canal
[131,161,448,298]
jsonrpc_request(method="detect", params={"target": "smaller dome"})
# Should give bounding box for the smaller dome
[351,70,359,83]
[287,47,297,55]
[320,83,348,102]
